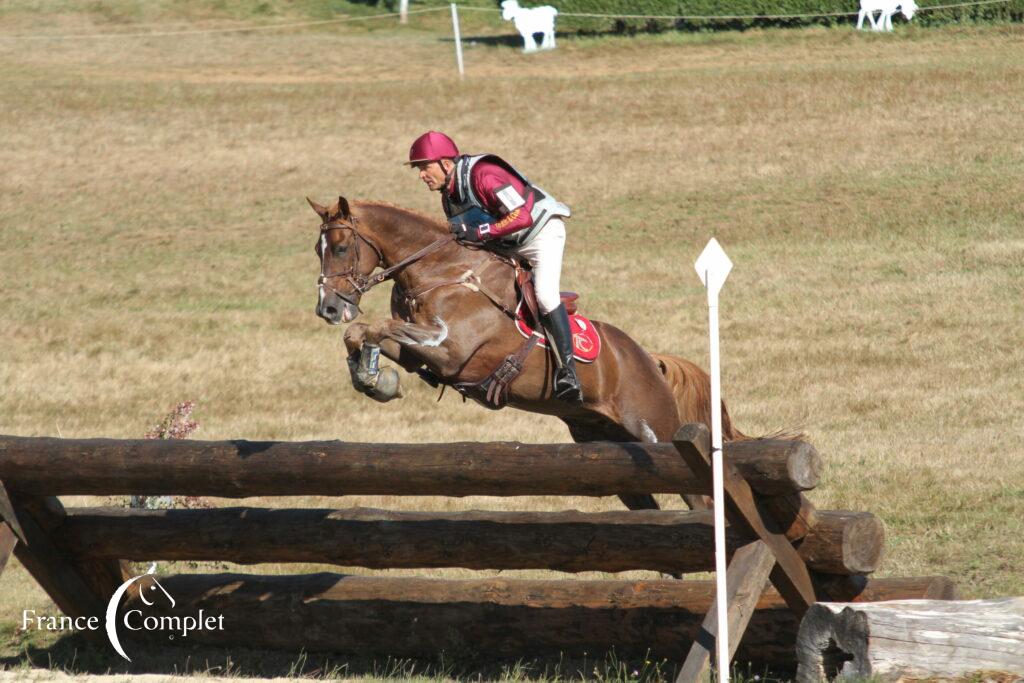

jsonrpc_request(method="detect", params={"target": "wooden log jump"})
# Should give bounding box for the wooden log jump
[0,425,952,677]
[56,506,884,576]
[124,573,955,668]
[0,435,820,498]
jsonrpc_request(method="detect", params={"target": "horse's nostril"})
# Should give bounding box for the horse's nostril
[325,306,338,317]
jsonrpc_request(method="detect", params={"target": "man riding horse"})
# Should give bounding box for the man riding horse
[406,131,582,405]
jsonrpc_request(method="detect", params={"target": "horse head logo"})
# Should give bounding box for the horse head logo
[105,563,175,662]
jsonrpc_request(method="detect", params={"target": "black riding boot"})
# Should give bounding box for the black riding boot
[541,304,584,405]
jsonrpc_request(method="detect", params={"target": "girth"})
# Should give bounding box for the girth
[453,333,542,409]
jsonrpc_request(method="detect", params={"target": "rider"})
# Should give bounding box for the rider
[406,131,582,405]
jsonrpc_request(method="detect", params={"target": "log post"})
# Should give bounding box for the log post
[0,522,16,579]
[14,495,130,601]
[675,541,776,683]
[796,598,1024,681]
[0,485,129,636]
[5,500,107,623]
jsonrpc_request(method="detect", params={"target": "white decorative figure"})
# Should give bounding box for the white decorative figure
[500,0,559,52]
[857,0,918,31]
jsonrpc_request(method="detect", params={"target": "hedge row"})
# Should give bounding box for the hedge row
[445,0,1024,31]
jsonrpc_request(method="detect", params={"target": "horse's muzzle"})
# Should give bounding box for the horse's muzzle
[317,299,360,325]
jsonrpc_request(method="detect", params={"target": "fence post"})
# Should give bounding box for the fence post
[451,3,465,79]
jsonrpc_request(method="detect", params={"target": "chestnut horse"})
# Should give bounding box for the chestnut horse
[309,197,745,510]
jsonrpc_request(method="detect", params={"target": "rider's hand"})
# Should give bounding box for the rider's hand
[451,223,489,243]
[449,221,469,240]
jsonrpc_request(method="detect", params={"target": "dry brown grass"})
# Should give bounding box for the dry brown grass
[1,10,1023,675]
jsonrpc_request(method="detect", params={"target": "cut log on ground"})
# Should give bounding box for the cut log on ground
[57,506,884,575]
[121,573,955,666]
[796,598,1024,682]
[0,435,819,498]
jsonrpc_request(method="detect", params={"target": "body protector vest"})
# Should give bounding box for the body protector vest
[443,154,571,249]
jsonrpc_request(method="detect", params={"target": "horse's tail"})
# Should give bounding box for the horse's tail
[651,352,805,442]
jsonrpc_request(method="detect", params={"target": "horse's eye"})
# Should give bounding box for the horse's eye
[333,245,347,257]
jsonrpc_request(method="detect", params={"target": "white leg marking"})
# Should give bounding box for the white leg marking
[418,316,449,347]
[639,419,658,444]
[393,316,450,347]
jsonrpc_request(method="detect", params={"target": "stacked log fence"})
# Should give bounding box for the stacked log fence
[0,425,955,676]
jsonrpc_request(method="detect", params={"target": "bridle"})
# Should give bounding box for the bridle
[317,216,384,313]
[317,214,457,312]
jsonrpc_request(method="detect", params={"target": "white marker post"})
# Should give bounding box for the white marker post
[694,237,734,683]
[450,3,465,79]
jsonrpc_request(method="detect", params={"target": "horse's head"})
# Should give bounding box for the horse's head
[307,196,383,325]
[901,0,918,19]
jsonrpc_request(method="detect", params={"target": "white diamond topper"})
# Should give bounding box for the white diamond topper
[694,238,732,302]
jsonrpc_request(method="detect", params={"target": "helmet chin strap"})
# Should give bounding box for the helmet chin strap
[440,159,456,192]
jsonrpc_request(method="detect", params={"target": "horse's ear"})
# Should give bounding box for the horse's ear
[337,196,352,220]
[306,197,329,222]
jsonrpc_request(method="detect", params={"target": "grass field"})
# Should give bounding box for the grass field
[1,3,1023,679]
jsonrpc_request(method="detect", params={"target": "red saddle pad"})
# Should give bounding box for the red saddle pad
[514,301,601,363]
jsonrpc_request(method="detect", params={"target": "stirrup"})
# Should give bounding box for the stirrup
[553,368,583,405]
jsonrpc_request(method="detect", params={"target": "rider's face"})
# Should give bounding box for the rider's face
[414,159,452,192]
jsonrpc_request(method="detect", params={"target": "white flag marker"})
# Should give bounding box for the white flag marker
[694,237,733,683]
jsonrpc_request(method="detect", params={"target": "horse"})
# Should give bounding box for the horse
[308,196,746,511]
[857,0,918,31]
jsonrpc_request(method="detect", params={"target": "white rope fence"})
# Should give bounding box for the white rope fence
[0,6,448,41]
[0,0,1013,41]
[461,0,1012,21]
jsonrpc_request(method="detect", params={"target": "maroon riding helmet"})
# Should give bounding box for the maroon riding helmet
[407,131,459,165]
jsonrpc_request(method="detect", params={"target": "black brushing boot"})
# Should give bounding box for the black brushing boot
[541,303,584,405]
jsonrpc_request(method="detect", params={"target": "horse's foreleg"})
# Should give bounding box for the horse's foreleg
[856,9,866,29]
[342,321,419,402]
[365,317,465,378]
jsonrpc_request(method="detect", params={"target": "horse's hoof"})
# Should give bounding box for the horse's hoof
[366,367,402,403]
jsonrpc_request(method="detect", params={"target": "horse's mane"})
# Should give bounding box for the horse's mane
[354,201,448,234]
[352,199,513,273]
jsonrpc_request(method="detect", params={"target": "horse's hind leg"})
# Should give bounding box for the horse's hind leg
[620,413,710,512]
[564,419,659,511]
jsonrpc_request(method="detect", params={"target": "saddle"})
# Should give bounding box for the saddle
[514,268,599,364]
[514,268,576,327]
